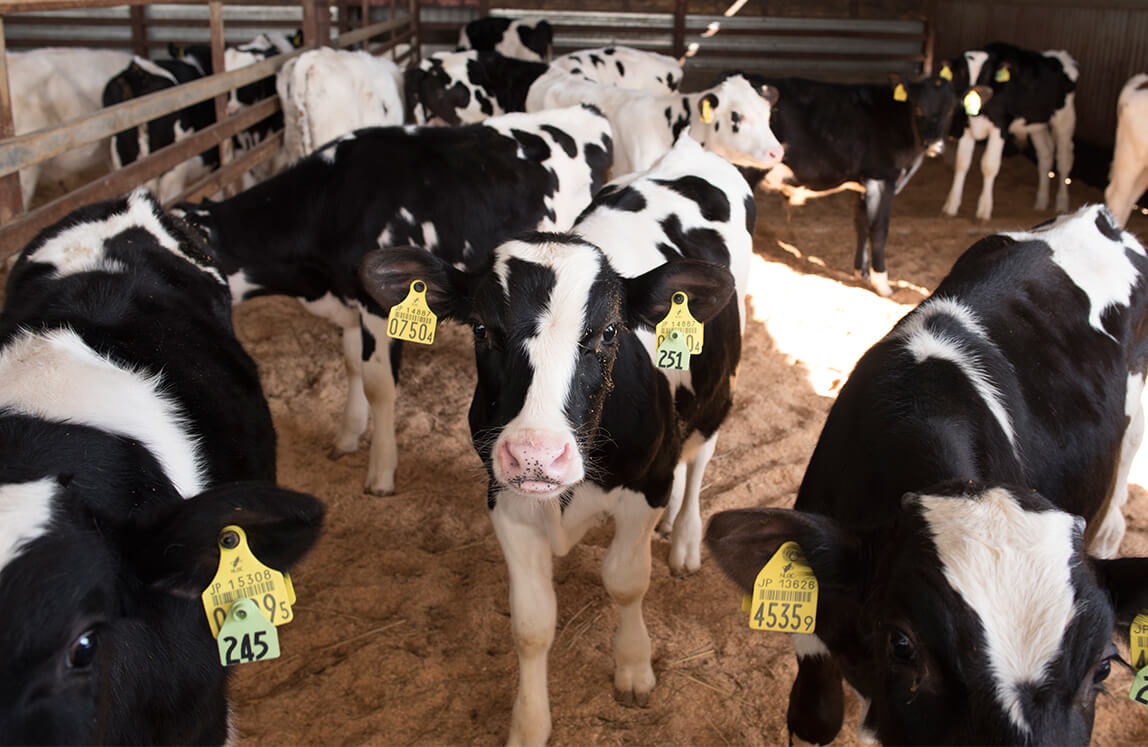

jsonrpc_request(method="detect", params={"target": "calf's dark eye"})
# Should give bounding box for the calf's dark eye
[602,324,617,343]
[1093,657,1112,684]
[68,629,98,669]
[473,323,486,341]
[888,629,916,665]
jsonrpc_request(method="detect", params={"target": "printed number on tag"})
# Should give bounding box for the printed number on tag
[387,280,437,345]
[655,292,703,356]
[201,525,294,637]
[748,541,818,634]
[218,598,281,666]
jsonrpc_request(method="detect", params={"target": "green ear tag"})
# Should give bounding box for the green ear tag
[1131,668,1148,706]
[1131,612,1148,670]
[963,90,983,116]
[656,329,691,371]
[748,541,818,634]
[387,280,437,345]
[201,525,294,637]
[655,292,703,357]
[217,598,280,666]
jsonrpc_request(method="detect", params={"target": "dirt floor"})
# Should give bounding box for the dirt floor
[12,150,1148,744]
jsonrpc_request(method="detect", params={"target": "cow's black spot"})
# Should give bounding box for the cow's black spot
[744,193,757,234]
[666,72,678,91]
[660,214,730,266]
[671,111,690,140]
[604,47,615,55]
[664,106,674,127]
[540,125,577,158]
[616,61,625,77]
[510,128,552,162]
[476,90,494,116]
[570,66,583,76]
[590,54,604,67]
[653,176,731,222]
[584,139,612,195]
[1095,210,1123,241]
[592,185,648,214]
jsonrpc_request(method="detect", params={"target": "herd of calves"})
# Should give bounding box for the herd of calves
[4,14,1148,746]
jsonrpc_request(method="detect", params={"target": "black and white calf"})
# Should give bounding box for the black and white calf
[1106,73,1148,229]
[457,16,552,62]
[405,50,547,125]
[707,204,1148,745]
[942,42,1078,221]
[0,190,323,743]
[181,106,613,497]
[733,73,961,296]
[360,135,753,745]
[551,46,682,93]
[527,69,785,176]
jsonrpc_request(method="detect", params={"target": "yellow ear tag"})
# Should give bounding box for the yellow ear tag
[655,291,703,357]
[748,541,818,633]
[387,280,437,345]
[1131,612,1148,670]
[656,328,691,371]
[893,83,908,102]
[201,525,295,638]
[700,98,714,124]
[939,64,953,81]
[217,597,280,666]
[963,90,983,116]
[995,66,1011,83]
[741,593,752,612]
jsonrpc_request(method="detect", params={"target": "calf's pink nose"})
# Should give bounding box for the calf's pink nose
[498,432,574,485]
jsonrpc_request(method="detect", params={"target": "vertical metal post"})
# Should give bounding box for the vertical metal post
[0,16,23,223]
[923,0,938,75]
[673,0,687,59]
[208,0,231,190]
[130,5,148,58]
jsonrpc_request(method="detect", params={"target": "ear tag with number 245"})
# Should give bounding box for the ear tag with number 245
[387,280,437,345]
[217,597,280,666]
[1130,612,1148,706]
[201,525,295,638]
[747,541,818,634]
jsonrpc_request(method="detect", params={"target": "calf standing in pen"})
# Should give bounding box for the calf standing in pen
[457,16,552,62]
[0,190,323,743]
[360,135,753,745]
[180,106,613,496]
[707,204,1148,745]
[1106,73,1148,228]
[941,42,1078,221]
[734,72,962,296]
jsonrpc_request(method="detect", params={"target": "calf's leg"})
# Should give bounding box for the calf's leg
[1051,95,1076,213]
[861,179,894,297]
[942,131,976,217]
[360,313,399,496]
[668,434,717,575]
[1030,126,1055,211]
[975,127,1005,222]
[332,324,370,456]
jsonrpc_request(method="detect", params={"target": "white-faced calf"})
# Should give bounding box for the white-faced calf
[360,135,753,745]
[707,204,1148,745]
[0,190,323,743]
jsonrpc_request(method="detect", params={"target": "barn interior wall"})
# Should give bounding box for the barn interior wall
[934,0,1148,146]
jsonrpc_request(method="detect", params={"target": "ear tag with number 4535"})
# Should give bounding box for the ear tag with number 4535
[201,525,295,638]
[656,329,691,371]
[217,597,280,666]
[387,280,437,345]
[655,292,703,359]
[748,541,818,634]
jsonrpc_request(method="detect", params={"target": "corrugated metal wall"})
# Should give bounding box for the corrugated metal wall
[935,0,1148,145]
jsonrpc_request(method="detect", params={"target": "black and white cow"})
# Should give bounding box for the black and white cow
[527,68,785,176]
[457,16,552,62]
[359,134,753,745]
[180,106,613,497]
[1106,73,1148,229]
[706,204,1148,745]
[0,189,324,743]
[405,50,548,125]
[941,42,1079,221]
[551,45,682,93]
[732,72,963,296]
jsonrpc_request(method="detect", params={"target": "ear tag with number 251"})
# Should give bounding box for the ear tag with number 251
[217,597,280,666]
[201,525,294,638]
[1130,612,1148,706]
[656,329,691,371]
[655,292,703,359]
[387,280,437,345]
[748,541,818,634]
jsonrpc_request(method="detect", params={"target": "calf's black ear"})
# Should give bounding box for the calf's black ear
[626,258,734,329]
[1091,556,1148,630]
[359,246,471,321]
[125,482,325,597]
[704,507,862,594]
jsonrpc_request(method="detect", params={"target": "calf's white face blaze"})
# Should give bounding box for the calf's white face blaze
[0,478,56,572]
[918,487,1080,735]
[490,239,605,496]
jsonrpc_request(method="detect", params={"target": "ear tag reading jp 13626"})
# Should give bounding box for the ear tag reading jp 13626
[656,329,691,371]
[387,280,437,345]
[655,291,703,360]
[748,541,818,634]
[217,597,280,666]
[201,525,295,638]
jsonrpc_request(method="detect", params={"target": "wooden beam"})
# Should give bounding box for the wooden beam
[169,129,283,207]
[0,16,21,223]
[673,0,687,59]
[209,0,228,175]
[129,5,148,57]
[335,15,408,48]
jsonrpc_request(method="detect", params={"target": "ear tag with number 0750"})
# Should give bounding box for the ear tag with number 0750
[656,329,691,371]
[201,525,294,638]
[655,292,703,358]
[387,280,437,345]
[217,597,280,666]
[748,541,818,634]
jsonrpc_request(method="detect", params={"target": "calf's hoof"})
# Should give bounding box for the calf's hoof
[868,271,892,297]
[613,685,651,708]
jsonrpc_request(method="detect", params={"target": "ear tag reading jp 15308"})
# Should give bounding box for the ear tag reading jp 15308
[655,291,703,359]
[201,524,295,638]
[656,329,691,371]
[748,541,818,634]
[893,83,908,102]
[217,597,280,666]
[387,280,437,345]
